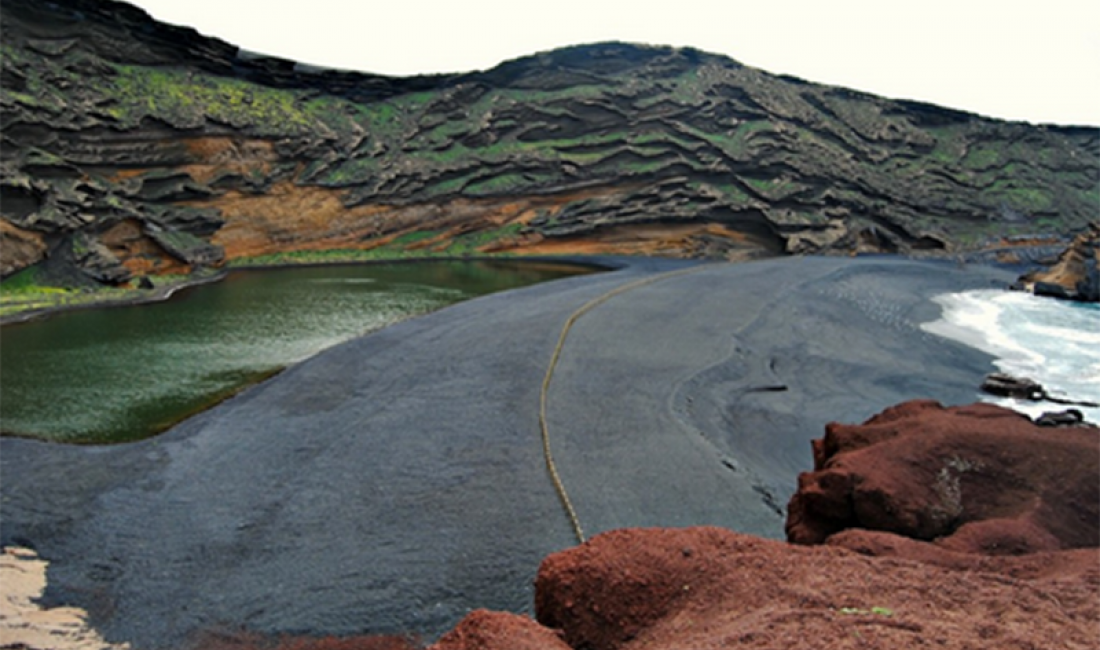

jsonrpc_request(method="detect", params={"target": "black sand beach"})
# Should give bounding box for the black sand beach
[0,256,1015,648]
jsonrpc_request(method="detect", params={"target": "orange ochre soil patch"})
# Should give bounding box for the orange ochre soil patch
[202,183,647,260]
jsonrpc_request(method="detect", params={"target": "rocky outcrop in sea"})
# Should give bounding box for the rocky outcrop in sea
[1017,221,1099,302]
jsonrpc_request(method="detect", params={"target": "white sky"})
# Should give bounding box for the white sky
[124,0,1099,126]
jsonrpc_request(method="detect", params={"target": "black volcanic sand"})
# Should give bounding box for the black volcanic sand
[0,256,1015,648]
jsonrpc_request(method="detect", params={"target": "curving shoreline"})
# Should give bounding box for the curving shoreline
[0,256,1018,648]
[0,255,615,326]
[2,257,601,444]
[0,270,229,327]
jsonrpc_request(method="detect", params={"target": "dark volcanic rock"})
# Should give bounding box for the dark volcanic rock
[2,0,1097,287]
[786,399,1099,555]
[1034,409,1085,427]
[69,231,131,284]
[1033,280,1077,299]
[980,372,1045,399]
[981,372,1099,408]
[145,223,224,266]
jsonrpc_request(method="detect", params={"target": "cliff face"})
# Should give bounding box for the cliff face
[2,0,1098,287]
[1018,222,1099,301]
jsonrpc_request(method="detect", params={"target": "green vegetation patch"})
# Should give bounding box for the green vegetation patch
[690,120,774,158]
[692,181,754,205]
[229,248,427,266]
[108,65,317,133]
[961,144,1000,169]
[440,223,524,254]
[0,266,63,295]
[464,173,531,196]
[0,267,219,321]
[997,186,1055,213]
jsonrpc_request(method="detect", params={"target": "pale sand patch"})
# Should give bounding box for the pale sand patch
[0,547,128,650]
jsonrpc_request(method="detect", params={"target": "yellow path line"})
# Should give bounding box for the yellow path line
[539,264,713,545]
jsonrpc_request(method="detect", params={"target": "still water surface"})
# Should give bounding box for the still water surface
[1,260,593,443]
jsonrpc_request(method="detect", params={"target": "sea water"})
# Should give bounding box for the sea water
[0,260,592,443]
[922,289,1100,423]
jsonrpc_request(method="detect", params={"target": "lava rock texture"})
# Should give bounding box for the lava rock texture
[528,527,1098,650]
[2,0,1097,287]
[786,399,1099,554]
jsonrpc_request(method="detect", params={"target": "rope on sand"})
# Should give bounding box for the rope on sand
[539,264,713,545]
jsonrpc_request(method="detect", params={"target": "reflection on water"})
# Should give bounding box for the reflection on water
[0,260,593,443]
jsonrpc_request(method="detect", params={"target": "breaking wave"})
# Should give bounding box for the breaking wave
[922,289,1100,423]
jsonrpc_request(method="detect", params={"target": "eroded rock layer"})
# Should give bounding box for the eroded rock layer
[1018,221,1099,301]
[2,0,1097,286]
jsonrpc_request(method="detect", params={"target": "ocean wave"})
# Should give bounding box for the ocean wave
[922,289,1100,423]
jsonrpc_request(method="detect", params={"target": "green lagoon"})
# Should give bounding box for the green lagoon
[0,260,592,444]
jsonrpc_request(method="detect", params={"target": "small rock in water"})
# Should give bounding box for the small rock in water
[1034,409,1084,427]
[981,373,1099,409]
[981,373,1044,400]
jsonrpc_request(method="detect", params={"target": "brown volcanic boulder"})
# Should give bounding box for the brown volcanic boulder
[427,610,570,650]
[1019,222,1100,302]
[534,526,1099,650]
[786,399,1099,554]
[535,527,772,650]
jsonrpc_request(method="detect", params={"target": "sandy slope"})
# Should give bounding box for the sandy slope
[0,547,127,650]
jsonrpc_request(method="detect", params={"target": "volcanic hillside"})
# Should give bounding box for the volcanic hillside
[2,0,1097,286]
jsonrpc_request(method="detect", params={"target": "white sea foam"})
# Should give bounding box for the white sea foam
[922,289,1100,423]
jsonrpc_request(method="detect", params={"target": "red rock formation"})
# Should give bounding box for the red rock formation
[427,610,570,650]
[187,631,419,650]
[186,401,1100,649]
[524,402,1098,648]
[786,399,1099,554]
[534,526,1099,650]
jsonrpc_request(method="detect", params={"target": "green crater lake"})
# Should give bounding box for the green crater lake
[1,260,593,444]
